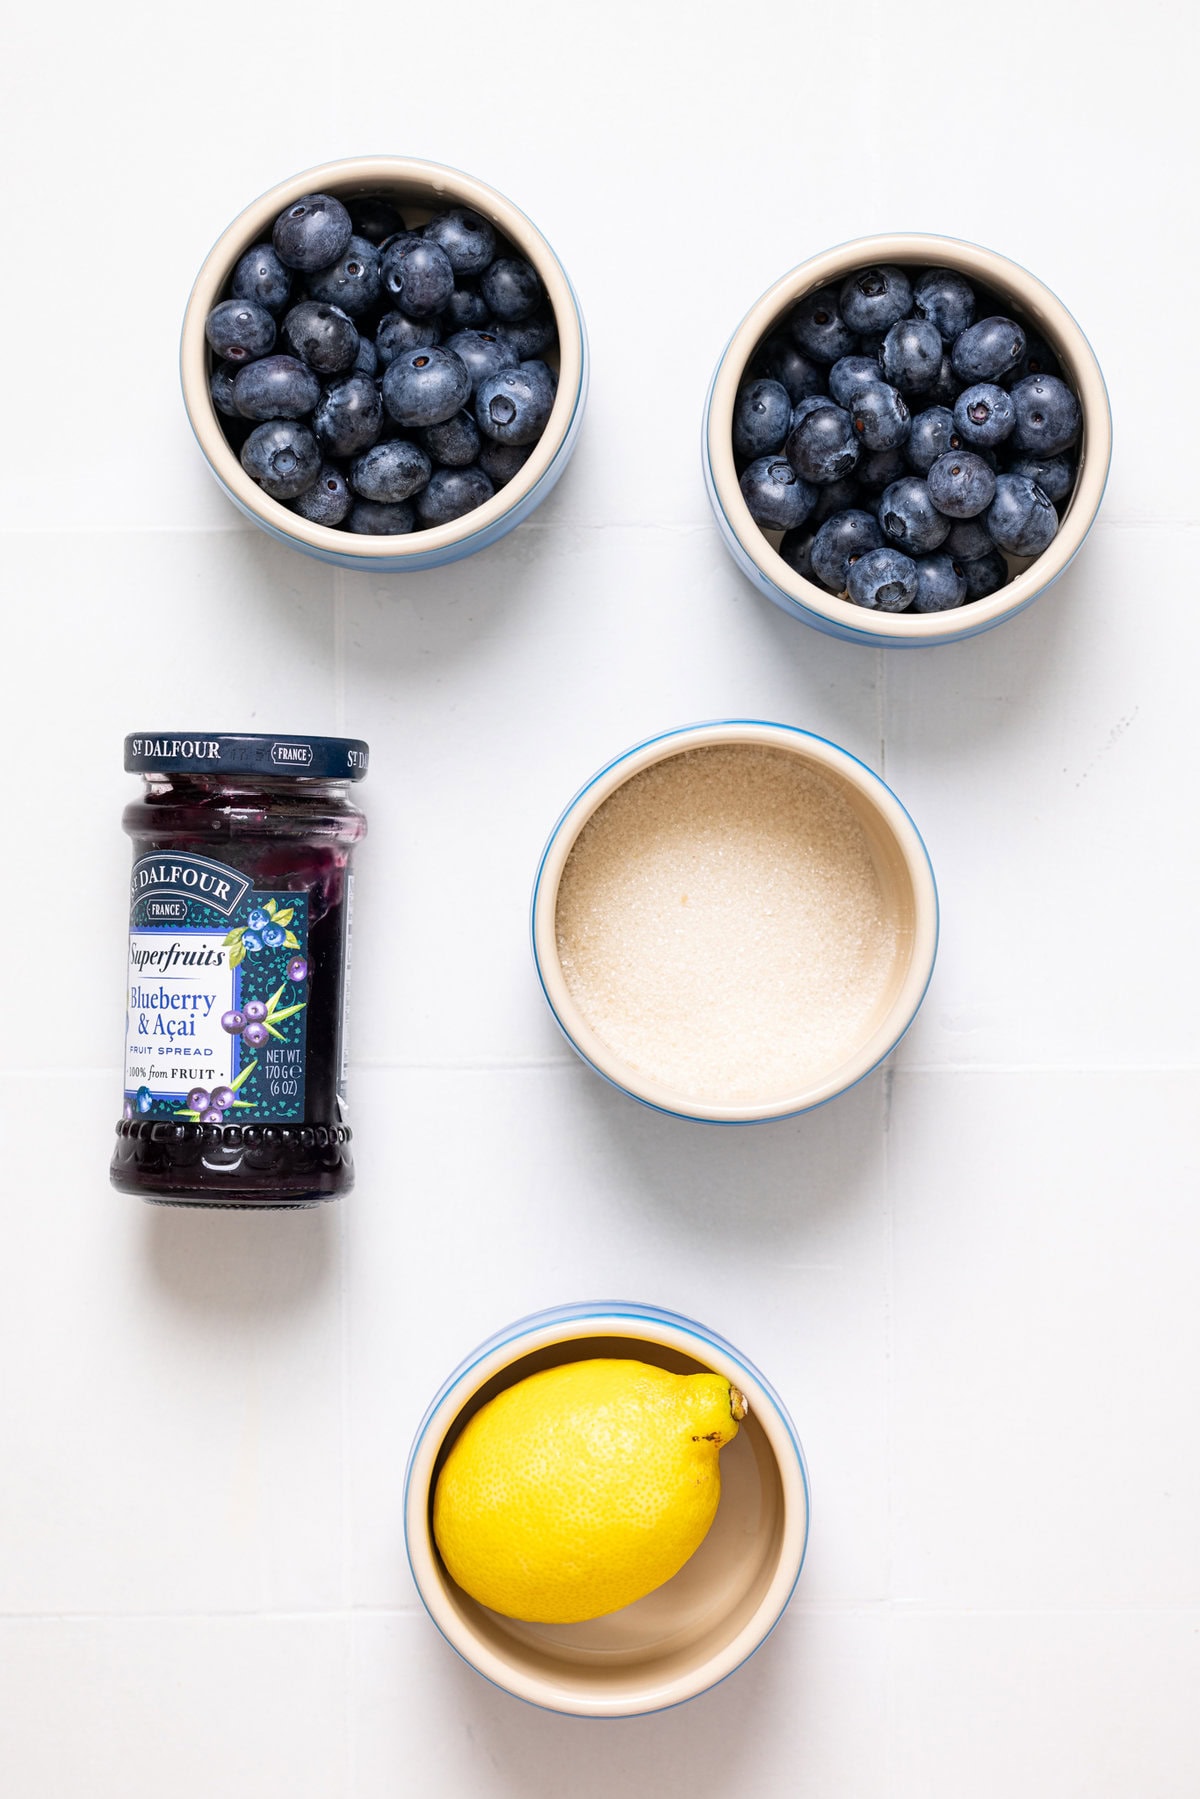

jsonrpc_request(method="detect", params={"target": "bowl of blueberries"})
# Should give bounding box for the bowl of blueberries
[182,156,588,570]
[703,234,1111,645]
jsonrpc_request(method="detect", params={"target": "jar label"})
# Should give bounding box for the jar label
[124,853,310,1126]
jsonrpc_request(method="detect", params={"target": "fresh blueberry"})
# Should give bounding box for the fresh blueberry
[1005,452,1075,505]
[733,378,792,458]
[986,473,1058,556]
[848,383,911,452]
[756,333,826,403]
[136,1086,153,1114]
[314,371,383,457]
[738,456,818,531]
[381,238,455,317]
[786,403,860,484]
[492,310,557,361]
[951,315,1026,383]
[187,1086,210,1112]
[416,465,495,526]
[789,286,855,363]
[912,268,975,342]
[307,236,382,317]
[205,298,276,364]
[858,446,909,496]
[911,552,968,613]
[778,528,815,580]
[880,317,943,394]
[945,517,995,562]
[789,393,836,430]
[480,256,542,321]
[211,1086,235,1111]
[953,383,1016,449]
[809,475,863,527]
[905,406,959,473]
[247,908,270,931]
[828,355,882,408]
[241,929,264,953]
[220,1009,246,1034]
[878,477,951,553]
[261,923,286,947]
[963,548,1008,600]
[282,301,359,375]
[474,362,554,445]
[232,355,320,421]
[810,509,885,591]
[348,194,405,244]
[929,354,959,407]
[240,421,320,501]
[286,956,308,983]
[838,266,912,334]
[210,363,240,417]
[1007,329,1061,386]
[348,499,415,535]
[354,337,379,376]
[927,450,997,518]
[376,311,442,367]
[243,1000,267,1020]
[477,439,531,487]
[272,193,352,272]
[382,345,472,428]
[1009,374,1081,456]
[231,243,292,312]
[445,328,517,395]
[423,207,497,275]
[418,410,481,468]
[242,1021,270,1049]
[847,545,919,612]
[292,463,353,526]
[442,284,492,332]
[350,438,432,503]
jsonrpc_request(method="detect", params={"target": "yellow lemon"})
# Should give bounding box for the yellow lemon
[432,1357,747,1624]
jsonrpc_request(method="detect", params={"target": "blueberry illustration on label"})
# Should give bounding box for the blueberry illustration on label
[123,1099,135,1121]
[136,1086,153,1114]
[243,930,264,953]
[200,1108,225,1124]
[187,1087,210,1112]
[247,907,270,931]
[287,957,308,983]
[261,923,286,947]
[244,1000,268,1022]
[211,1086,235,1110]
[221,1009,246,1034]
[243,1021,270,1049]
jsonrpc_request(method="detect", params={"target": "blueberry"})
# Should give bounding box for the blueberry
[733,378,792,458]
[442,284,492,332]
[210,363,240,417]
[911,552,968,613]
[211,1086,235,1110]
[963,548,1008,600]
[292,464,353,526]
[445,328,518,395]
[261,923,285,947]
[929,354,959,408]
[381,238,455,317]
[187,1086,210,1112]
[200,1108,225,1125]
[878,477,951,553]
[354,337,378,376]
[231,243,292,312]
[848,383,911,452]
[416,465,495,526]
[789,286,855,363]
[241,929,264,953]
[1007,329,1061,386]
[314,371,384,457]
[474,362,554,445]
[847,544,919,611]
[905,406,959,473]
[810,509,885,591]
[272,193,352,272]
[880,317,943,394]
[953,382,1016,448]
[858,446,908,496]
[778,528,815,580]
[477,439,531,487]
[480,256,542,321]
[946,517,995,562]
[986,473,1058,556]
[242,1021,270,1049]
[307,236,382,317]
[247,908,270,931]
[423,207,497,275]
[756,333,826,403]
[282,301,359,375]
[382,345,472,428]
[1009,374,1081,457]
[348,499,415,535]
[232,355,320,421]
[1005,452,1075,505]
[828,355,882,408]
[205,298,275,364]
[951,315,1026,383]
[810,475,863,527]
[376,311,442,367]
[789,393,836,431]
[220,1009,246,1034]
[785,403,860,484]
[243,1000,267,1021]
[493,310,557,361]
[838,265,912,335]
[350,438,432,503]
[419,410,481,468]
[136,1086,153,1114]
[738,456,818,531]
[348,194,405,244]
[912,268,975,342]
[286,956,308,982]
[240,421,320,501]
[927,450,997,518]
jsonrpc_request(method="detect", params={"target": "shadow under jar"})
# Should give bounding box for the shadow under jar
[111,733,368,1208]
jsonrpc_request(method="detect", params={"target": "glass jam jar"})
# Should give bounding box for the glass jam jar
[111,732,368,1208]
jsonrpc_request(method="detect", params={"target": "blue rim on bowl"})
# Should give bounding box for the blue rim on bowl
[531,720,939,1122]
[181,155,588,571]
[404,1302,811,1717]
[703,231,1112,645]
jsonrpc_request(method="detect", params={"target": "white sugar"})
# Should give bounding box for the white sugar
[555,745,897,1104]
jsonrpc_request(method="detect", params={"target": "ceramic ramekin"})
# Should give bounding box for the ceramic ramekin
[531,720,938,1122]
[405,1302,809,1717]
[703,232,1112,646]
[181,155,588,571]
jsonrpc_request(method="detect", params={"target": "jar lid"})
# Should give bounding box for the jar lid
[124,732,369,781]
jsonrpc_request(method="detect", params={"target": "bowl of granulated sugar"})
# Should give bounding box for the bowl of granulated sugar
[531,721,938,1122]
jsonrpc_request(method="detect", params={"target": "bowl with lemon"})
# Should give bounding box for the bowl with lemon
[404,1302,809,1717]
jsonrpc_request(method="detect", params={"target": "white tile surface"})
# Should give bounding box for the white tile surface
[2,0,1197,1791]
